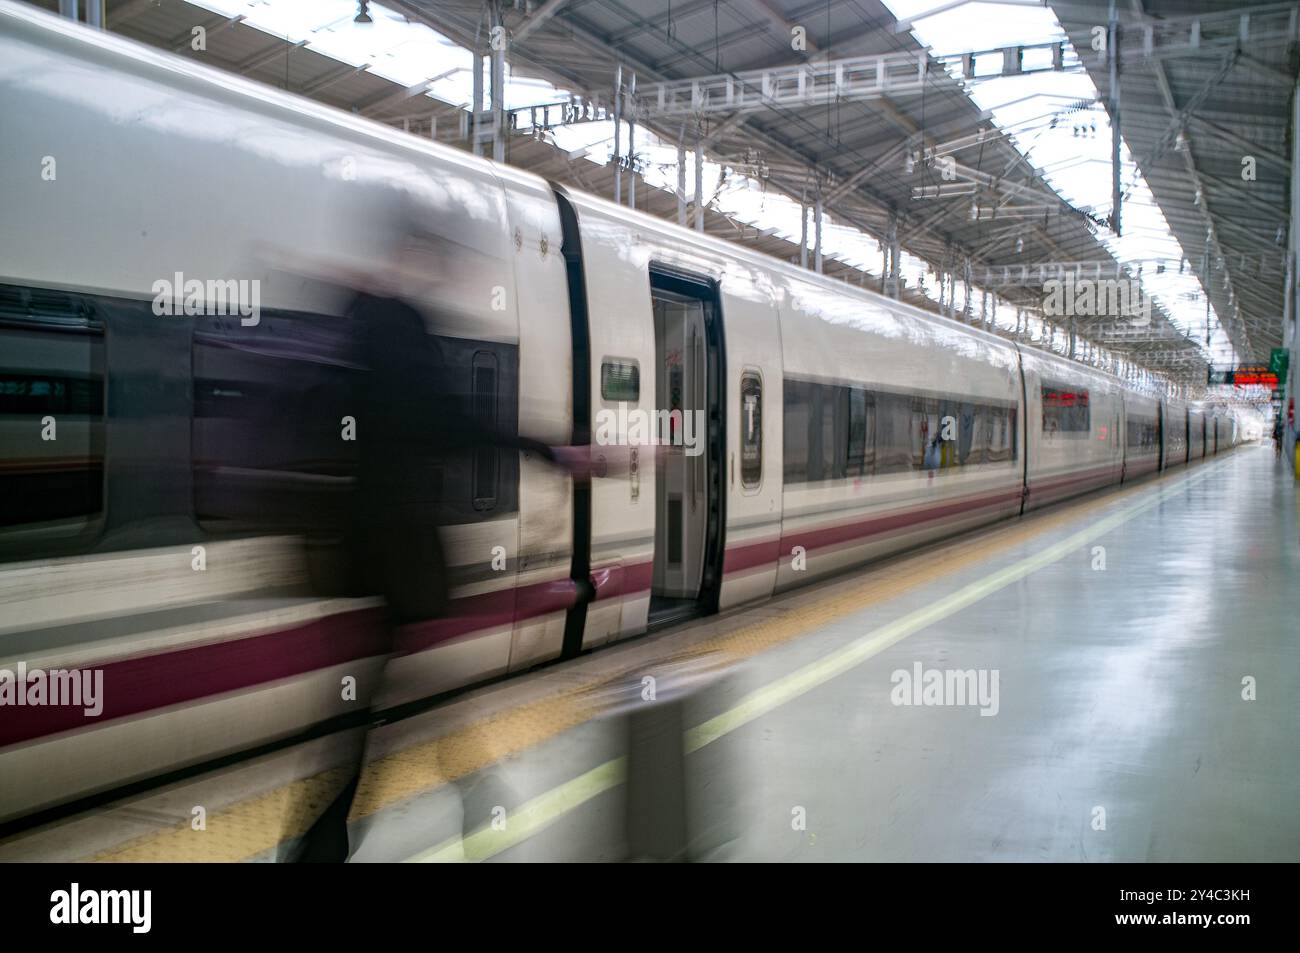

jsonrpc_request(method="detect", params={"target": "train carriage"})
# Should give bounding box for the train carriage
[1122,392,1162,482]
[1019,348,1123,510]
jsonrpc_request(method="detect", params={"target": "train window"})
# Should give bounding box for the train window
[192,309,359,533]
[424,336,521,524]
[601,359,640,402]
[1126,414,1159,451]
[987,406,1018,463]
[846,387,874,476]
[783,379,811,483]
[740,372,762,489]
[956,403,979,464]
[913,396,939,469]
[472,351,499,511]
[874,391,913,475]
[783,375,1018,484]
[823,385,848,480]
[1041,382,1090,433]
[0,284,105,537]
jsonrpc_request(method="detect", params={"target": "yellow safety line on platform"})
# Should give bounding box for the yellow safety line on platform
[410,460,1224,862]
[72,458,1226,862]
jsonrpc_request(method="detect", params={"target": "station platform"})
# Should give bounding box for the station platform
[3,446,1294,863]
[346,444,1298,862]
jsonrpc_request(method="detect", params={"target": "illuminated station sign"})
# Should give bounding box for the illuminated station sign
[1208,365,1279,387]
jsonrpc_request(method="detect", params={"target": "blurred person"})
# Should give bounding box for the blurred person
[290,206,587,861]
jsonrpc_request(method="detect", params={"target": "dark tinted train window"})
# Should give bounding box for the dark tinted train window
[847,387,874,476]
[875,391,913,475]
[193,311,520,531]
[1126,414,1159,450]
[192,310,361,533]
[1041,382,1090,433]
[783,376,1016,484]
[784,379,847,482]
[472,351,499,510]
[740,372,762,489]
[986,405,1018,463]
[783,379,812,483]
[0,285,105,534]
[429,336,520,524]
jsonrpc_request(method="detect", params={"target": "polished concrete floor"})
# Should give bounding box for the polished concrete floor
[352,446,1300,862]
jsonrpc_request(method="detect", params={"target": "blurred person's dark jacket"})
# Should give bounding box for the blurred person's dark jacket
[347,291,558,625]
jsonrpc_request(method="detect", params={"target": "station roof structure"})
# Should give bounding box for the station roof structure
[1051,0,1296,368]
[30,0,1300,393]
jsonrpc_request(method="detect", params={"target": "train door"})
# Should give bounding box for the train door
[1118,401,1127,483]
[1157,402,1165,471]
[648,267,725,627]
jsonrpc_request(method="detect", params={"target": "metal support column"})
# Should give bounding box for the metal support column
[612,65,623,204]
[695,135,704,232]
[627,72,637,210]
[490,2,507,163]
[814,190,824,274]
[1108,0,1122,236]
[885,213,899,298]
[800,189,809,269]
[962,258,973,323]
[471,51,485,157]
[677,128,687,226]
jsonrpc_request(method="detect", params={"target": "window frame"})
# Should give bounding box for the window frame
[781,374,1018,485]
[0,285,108,552]
[739,369,763,491]
[600,357,641,403]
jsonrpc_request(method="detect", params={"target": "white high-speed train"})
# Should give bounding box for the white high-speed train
[0,3,1246,831]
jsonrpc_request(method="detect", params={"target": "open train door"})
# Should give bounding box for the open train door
[647,266,726,628]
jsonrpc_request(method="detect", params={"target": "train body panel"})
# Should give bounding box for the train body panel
[561,191,662,645]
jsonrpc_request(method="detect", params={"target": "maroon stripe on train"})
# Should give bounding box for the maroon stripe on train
[1025,464,1118,503]
[763,484,1024,572]
[723,537,782,575]
[0,607,387,750]
[587,561,654,603]
[394,576,578,655]
[392,558,660,655]
[3,575,585,748]
[722,466,1121,576]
